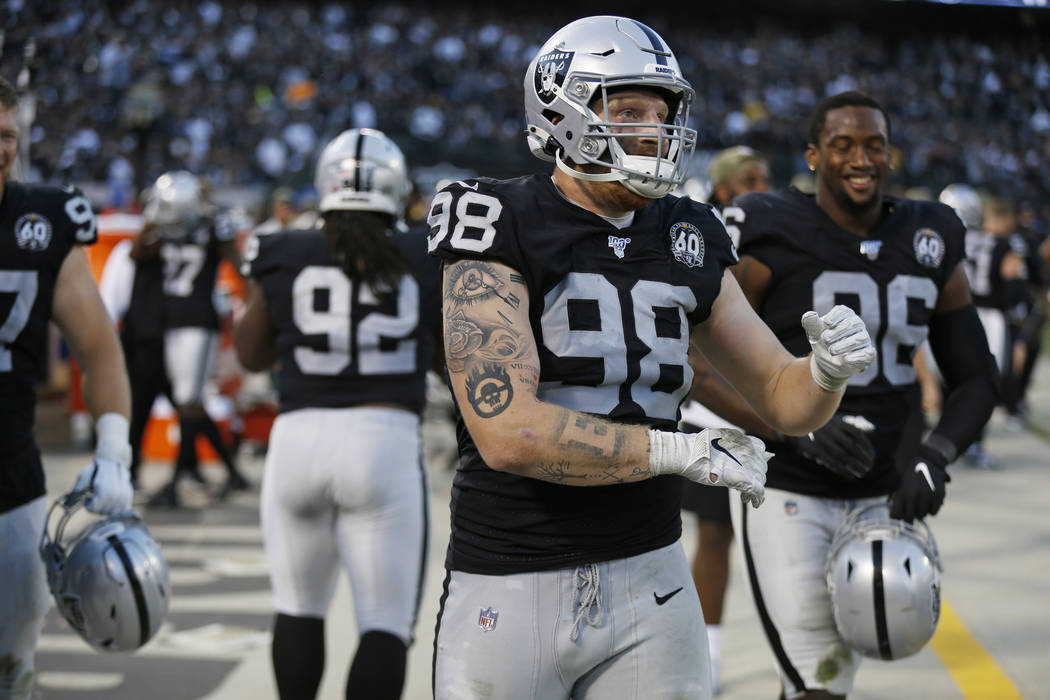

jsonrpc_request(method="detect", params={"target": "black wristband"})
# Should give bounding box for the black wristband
[916,436,952,471]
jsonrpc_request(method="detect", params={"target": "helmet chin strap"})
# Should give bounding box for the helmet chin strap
[555,150,624,183]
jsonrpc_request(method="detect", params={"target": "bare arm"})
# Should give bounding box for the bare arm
[129,223,162,262]
[691,264,844,436]
[233,279,276,372]
[442,259,653,485]
[51,247,130,420]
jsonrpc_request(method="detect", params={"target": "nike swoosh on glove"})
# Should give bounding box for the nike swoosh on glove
[649,428,770,508]
[781,414,876,479]
[802,305,877,392]
[889,445,950,523]
[73,457,133,515]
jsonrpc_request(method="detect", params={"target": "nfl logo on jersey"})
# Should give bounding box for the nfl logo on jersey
[608,235,631,259]
[478,607,499,632]
[859,240,882,260]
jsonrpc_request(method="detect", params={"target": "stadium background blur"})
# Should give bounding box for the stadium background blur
[3,0,1049,225]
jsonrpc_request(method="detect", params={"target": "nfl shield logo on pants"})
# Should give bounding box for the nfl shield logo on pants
[478,607,499,632]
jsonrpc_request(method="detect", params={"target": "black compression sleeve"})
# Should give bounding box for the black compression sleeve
[925,305,1000,464]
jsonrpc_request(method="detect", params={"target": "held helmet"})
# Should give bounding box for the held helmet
[314,128,410,219]
[826,502,942,660]
[523,15,697,199]
[938,183,983,231]
[39,490,171,653]
[142,170,203,228]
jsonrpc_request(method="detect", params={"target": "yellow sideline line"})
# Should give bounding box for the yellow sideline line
[929,600,1024,700]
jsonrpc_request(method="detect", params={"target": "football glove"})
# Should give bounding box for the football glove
[889,444,950,523]
[649,428,770,508]
[779,414,876,479]
[802,305,876,392]
[73,413,133,515]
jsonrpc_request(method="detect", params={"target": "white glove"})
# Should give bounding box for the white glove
[801,305,877,392]
[73,413,133,515]
[649,428,771,508]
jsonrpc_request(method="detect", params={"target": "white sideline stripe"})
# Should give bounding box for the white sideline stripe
[37,671,124,690]
[169,590,273,613]
[37,633,250,660]
[147,524,263,542]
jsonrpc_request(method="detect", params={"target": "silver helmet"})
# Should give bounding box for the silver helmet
[939,183,983,230]
[826,502,942,660]
[39,490,171,653]
[523,16,697,199]
[314,128,410,218]
[142,170,203,227]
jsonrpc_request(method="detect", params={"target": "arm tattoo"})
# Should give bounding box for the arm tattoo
[551,410,629,466]
[443,261,530,373]
[465,363,514,418]
[446,261,521,310]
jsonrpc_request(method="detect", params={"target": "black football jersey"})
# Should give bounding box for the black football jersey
[964,229,1016,311]
[1,182,97,513]
[428,174,738,574]
[730,187,966,498]
[245,225,440,415]
[159,214,235,330]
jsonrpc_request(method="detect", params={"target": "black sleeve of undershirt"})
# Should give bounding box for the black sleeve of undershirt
[925,304,1000,463]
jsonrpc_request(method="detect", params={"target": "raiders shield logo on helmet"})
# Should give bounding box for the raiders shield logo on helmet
[534,51,574,104]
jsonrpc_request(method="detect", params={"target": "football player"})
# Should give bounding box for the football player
[0,76,133,699]
[132,170,248,507]
[234,128,441,700]
[428,18,875,700]
[700,92,998,698]
[678,145,780,694]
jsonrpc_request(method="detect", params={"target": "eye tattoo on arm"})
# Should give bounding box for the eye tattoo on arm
[447,261,521,310]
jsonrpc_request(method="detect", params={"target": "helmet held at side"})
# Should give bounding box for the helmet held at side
[142,170,204,229]
[826,502,942,660]
[315,128,410,218]
[39,490,171,653]
[523,15,697,199]
[938,183,983,231]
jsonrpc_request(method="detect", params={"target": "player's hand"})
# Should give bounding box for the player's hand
[889,446,949,523]
[73,458,133,515]
[650,428,769,508]
[781,414,875,479]
[801,305,876,392]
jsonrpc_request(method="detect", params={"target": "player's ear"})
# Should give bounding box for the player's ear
[804,144,818,172]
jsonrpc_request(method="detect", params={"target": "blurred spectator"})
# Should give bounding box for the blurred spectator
[252,186,297,235]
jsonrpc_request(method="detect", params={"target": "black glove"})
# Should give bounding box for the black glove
[780,414,875,479]
[890,444,950,523]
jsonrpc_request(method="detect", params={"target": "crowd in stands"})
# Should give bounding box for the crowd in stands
[2,0,1048,216]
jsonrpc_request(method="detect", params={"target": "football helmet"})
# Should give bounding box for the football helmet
[142,170,204,228]
[523,15,697,199]
[938,183,983,230]
[39,490,170,653]
[826,502,942,660]
[315,128,410,218]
